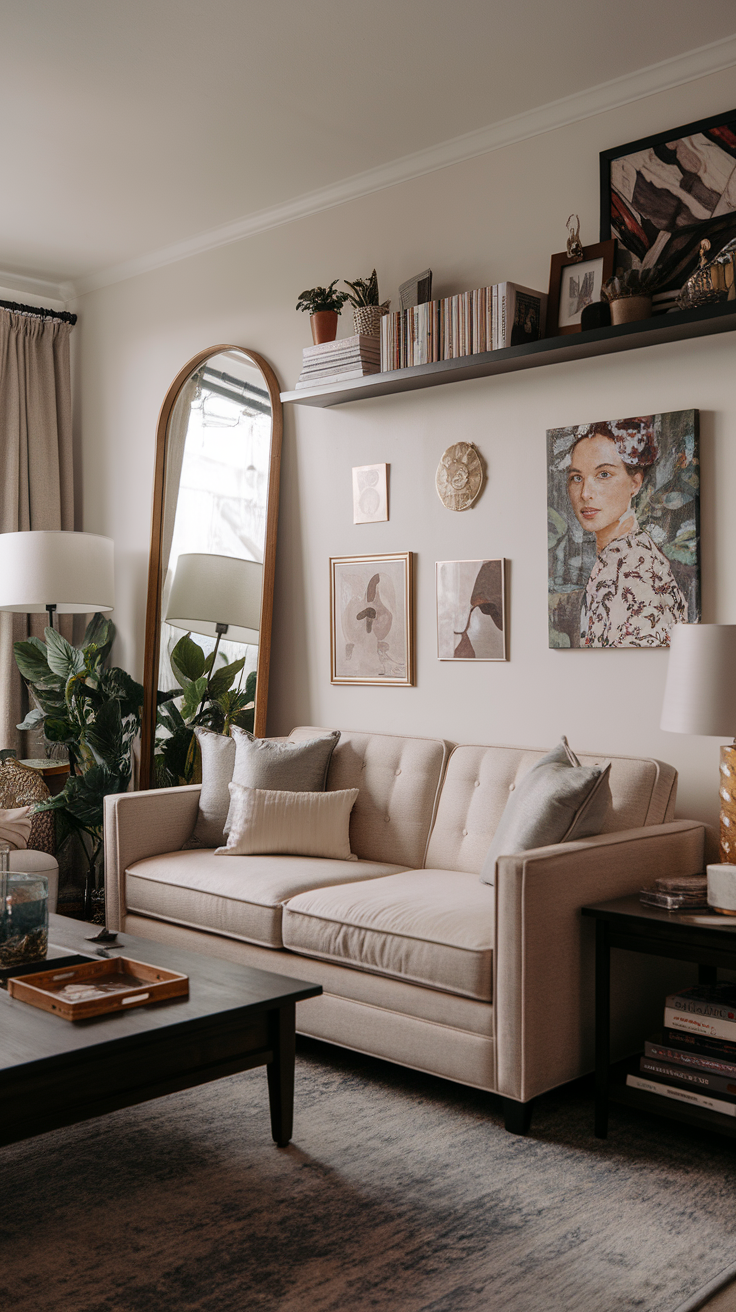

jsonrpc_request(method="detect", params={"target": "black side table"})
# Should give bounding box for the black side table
[581,896,736,1139]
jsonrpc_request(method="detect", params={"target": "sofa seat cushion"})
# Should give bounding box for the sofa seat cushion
[126,850,407,950]
[282,869,494,1001]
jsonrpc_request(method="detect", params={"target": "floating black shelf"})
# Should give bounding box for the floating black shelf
[281,300,736,409]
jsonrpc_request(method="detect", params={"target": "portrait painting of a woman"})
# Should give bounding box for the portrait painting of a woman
[548,411,700,649]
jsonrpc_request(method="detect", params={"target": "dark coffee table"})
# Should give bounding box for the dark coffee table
[0,915,321,1148]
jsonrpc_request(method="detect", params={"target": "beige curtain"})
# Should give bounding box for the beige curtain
[0,309,75,753]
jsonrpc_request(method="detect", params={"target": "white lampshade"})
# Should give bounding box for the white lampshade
[165,553,262,645]
[660,624,736,737]
[0,530,115,614]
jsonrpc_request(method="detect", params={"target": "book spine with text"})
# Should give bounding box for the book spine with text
[667,991,736,1021]
[665,1007,736,1042]
[646,1037,736,1079]
[626,1073,736,1116]
[640,1057,736,1097]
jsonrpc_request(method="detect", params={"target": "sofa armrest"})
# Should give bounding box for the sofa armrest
[493,819,705,1104]
[103,786,201,930]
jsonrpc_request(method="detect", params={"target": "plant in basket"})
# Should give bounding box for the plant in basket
[343,268,390,337]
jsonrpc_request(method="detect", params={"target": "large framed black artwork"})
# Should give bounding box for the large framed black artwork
[600,110,736,301]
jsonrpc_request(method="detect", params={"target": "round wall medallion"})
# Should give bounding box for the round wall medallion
[435,442,483,511]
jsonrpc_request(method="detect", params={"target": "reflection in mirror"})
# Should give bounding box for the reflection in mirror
[141,347,282,789]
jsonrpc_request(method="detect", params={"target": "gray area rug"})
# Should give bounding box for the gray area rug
[2,1038,735,1312]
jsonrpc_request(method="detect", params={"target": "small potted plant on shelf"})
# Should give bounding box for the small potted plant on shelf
[343,269,390,337]
[602,267,659,325]
[296,281,349,344]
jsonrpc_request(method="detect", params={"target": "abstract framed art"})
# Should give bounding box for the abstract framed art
[600,109,736,299]
[330,552,414,685]
[547,409,700,649]
[436,559,507,660]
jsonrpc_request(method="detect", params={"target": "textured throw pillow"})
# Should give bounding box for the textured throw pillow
[188,728,237,848]
[0,805,32,850]
[230,726,340,792]
[217,783,359,860]
[479,738,611,886]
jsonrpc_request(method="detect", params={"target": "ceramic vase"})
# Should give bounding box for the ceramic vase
[609,295,652,325]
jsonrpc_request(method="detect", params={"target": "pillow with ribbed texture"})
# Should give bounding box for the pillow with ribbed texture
[479,737,611,886]
[217,783,359,860]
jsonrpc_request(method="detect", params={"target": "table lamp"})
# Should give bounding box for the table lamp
[0,530,115,629]
[165,552,262,670]
[660,623,736,863]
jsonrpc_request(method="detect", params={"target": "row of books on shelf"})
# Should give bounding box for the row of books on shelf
[379,282,548,371]
[627,983,736,1117]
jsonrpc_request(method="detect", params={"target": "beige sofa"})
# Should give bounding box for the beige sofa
[104,728,704,1133]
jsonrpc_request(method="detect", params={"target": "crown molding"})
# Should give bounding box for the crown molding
[0,269,70,305]
[71,31,736,298]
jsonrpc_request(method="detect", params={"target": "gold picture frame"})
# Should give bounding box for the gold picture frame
[330,552,414,686]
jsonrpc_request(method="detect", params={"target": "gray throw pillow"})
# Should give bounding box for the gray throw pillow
[229,726,340,792]
[479,737,611,886]
[188,728,237,849]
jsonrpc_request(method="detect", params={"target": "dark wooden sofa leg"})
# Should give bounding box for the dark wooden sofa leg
[503,1097,534,1135]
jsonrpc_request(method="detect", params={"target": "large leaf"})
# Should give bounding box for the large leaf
[36,761,131,834]
[207,657,246,700]
[82,613,115,664]
[44,627,85,681]
[171,633,206,684]
[244,669,257,701]
[158,724,194,784]
[85,698,124,768]
[16,707,46,732]
[180,676,207,721]
[14,637,53,685]
[98,667,144,723]
[43,716,77,744]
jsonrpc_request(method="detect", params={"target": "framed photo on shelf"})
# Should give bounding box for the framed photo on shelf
[436,559,506,660]
[547,240,616,335]
[330,552,414,685]
[600,109,736,300]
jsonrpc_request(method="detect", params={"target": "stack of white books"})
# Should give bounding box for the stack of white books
[296,334,381,389]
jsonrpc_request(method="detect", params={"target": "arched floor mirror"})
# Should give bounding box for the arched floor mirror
[140,346,283,789]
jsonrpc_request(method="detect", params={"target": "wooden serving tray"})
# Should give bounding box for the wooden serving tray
[8,956,189,1020]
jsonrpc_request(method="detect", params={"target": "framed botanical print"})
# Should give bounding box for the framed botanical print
[436,559,506,660]
[330,552,414,685]
[547,240,616,335]
[600,109,736,299]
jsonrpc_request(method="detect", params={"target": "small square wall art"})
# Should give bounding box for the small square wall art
[352,463,388,524]
[436,559,507,660]
[547,409,700,649]
[330,552,413,685]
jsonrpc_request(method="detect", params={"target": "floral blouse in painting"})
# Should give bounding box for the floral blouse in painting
[580,520,687,647]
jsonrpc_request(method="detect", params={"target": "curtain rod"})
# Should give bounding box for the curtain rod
[0,298,77,326]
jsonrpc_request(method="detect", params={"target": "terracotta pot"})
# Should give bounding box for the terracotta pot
[310,311,339,345]
[609,295,652,325]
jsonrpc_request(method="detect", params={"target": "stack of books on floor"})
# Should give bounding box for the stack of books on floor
[295,334,381,389]
[627,983,736,1117]
[380,282,547,371]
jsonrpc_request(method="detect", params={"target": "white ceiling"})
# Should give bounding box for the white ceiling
[2,0,735,296]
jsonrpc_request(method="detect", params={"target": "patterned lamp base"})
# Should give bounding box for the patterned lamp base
[719,744,736,863]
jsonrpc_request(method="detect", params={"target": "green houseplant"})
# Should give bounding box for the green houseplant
[154,633,255,788]
[343,269,390,337]
[14,615,143,915]
[295,280,348,344]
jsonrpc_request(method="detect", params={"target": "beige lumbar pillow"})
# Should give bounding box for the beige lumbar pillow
[216,783,359,861]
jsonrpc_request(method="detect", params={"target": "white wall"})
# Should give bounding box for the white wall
[72,65,736,847]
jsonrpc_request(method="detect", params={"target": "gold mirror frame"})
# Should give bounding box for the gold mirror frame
[140,345,283,789]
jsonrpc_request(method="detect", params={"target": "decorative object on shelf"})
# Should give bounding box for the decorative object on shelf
[679,238,736,310]
[343,269,390,338]
[399,269,433,310]
[352,463,388,524]
[13,614,143,915]
[547,238,616,335]
[660,623,736,864]
[0,757,53,854]
[436,559,506,661]
[706,865,736,915]
[435,442,483,511]
[602,267,659,324]
[295,281,349,345]
[565,214,584,262]
[296,333,380,389]
[600,109,736,300]
[0,869,49,967]
[579,300,611,331]
[330,553,413,686]
[548,409,700,649]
